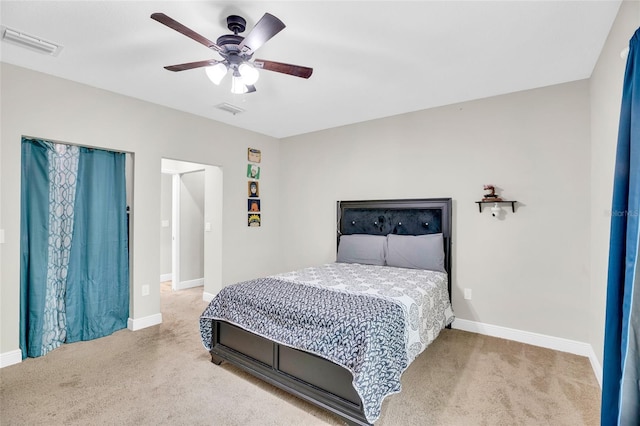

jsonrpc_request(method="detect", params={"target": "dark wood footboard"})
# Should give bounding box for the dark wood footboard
[209,320,371,426]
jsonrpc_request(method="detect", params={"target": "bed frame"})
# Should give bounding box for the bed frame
[207,198,452,425]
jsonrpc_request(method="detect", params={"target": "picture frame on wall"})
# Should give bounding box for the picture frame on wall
[248,213,261,227]
[248,181,259,197]
[248,148,261,163]
[248,199,261,212]
[247,164,260,179]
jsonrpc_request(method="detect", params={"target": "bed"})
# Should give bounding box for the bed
[199,198,454,425]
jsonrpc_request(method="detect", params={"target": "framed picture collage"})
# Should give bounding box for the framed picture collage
[247,148,261,227]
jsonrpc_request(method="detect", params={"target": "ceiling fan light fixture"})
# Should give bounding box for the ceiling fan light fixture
[231,75,248,94]
[205,63,228,85]
[238,63,260,85]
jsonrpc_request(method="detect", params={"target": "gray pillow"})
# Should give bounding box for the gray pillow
[337,234,387,266]
[386,233,445,272]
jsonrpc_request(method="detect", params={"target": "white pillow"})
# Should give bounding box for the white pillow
[386,233,445,272]
[336,234,387,266]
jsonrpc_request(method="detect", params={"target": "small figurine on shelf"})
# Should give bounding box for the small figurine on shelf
[482,184,503,202]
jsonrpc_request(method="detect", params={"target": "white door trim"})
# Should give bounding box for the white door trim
[171,173,181,291]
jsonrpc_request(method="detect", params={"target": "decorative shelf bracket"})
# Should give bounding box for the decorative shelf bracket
[475,200,517,213]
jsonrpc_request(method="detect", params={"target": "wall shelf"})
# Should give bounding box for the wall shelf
[475,200,517,213]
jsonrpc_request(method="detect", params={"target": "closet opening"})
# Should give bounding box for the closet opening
[19,136,133,359]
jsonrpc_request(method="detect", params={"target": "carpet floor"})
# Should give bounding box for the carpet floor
[0,283,601,425]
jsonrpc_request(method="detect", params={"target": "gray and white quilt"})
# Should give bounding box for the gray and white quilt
[199,263,454,423]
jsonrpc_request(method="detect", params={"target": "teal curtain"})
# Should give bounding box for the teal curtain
[20,139,80,357]
[601,28,640,425]
[20,139,49,358]
[20,138,129,358]
[66,147,129,342]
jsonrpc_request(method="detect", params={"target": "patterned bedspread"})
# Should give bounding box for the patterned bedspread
[199,263,454,423]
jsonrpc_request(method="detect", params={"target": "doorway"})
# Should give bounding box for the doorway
[160,159,223,299]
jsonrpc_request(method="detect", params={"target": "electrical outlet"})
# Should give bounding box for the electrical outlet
[142,285,150,296]
[464,288,472,300]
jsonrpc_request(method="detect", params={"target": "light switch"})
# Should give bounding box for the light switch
[464,288,472,300]
[205,222,211,232]
[161,220,170,228]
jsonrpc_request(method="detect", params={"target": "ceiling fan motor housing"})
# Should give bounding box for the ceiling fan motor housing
[226,15,246,34]
[218,15,248,57]
[216,34,244,49]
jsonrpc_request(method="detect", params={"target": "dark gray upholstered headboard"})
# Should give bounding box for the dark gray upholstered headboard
[337,198,453,297]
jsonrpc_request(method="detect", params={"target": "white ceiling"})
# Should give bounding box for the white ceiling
[0,1,622,138]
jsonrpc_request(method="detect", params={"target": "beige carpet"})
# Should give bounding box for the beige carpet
[1,283,600,425]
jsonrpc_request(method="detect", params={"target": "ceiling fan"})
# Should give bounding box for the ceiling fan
[150,12,313,94]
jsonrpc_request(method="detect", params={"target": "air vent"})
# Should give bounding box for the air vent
[1,26,63,56]
[216,102,245,115]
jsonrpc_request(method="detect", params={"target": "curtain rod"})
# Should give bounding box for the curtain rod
[22,135,131,155]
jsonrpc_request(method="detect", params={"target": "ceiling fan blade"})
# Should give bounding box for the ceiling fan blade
[238,13,285,55]
[253,59,313,79]
[164,59,222,72]
[151,13,222,52]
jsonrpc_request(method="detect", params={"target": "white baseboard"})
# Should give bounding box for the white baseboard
[160,273,173,283]
[586,344,603,388]
[452,318,601,386]
[175,278,203,291]
[0,349,22,368]
[203,291,215,302]
[452,318,592,356]
[127,313,163,331]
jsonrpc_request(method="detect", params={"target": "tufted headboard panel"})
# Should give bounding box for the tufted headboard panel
[340,208,442,236]
[337,198,453,296]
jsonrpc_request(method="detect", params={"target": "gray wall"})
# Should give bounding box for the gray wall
[160,173,172,277]
[180,171,204,282]
[280,80,592,343]
[589,0,640,370]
